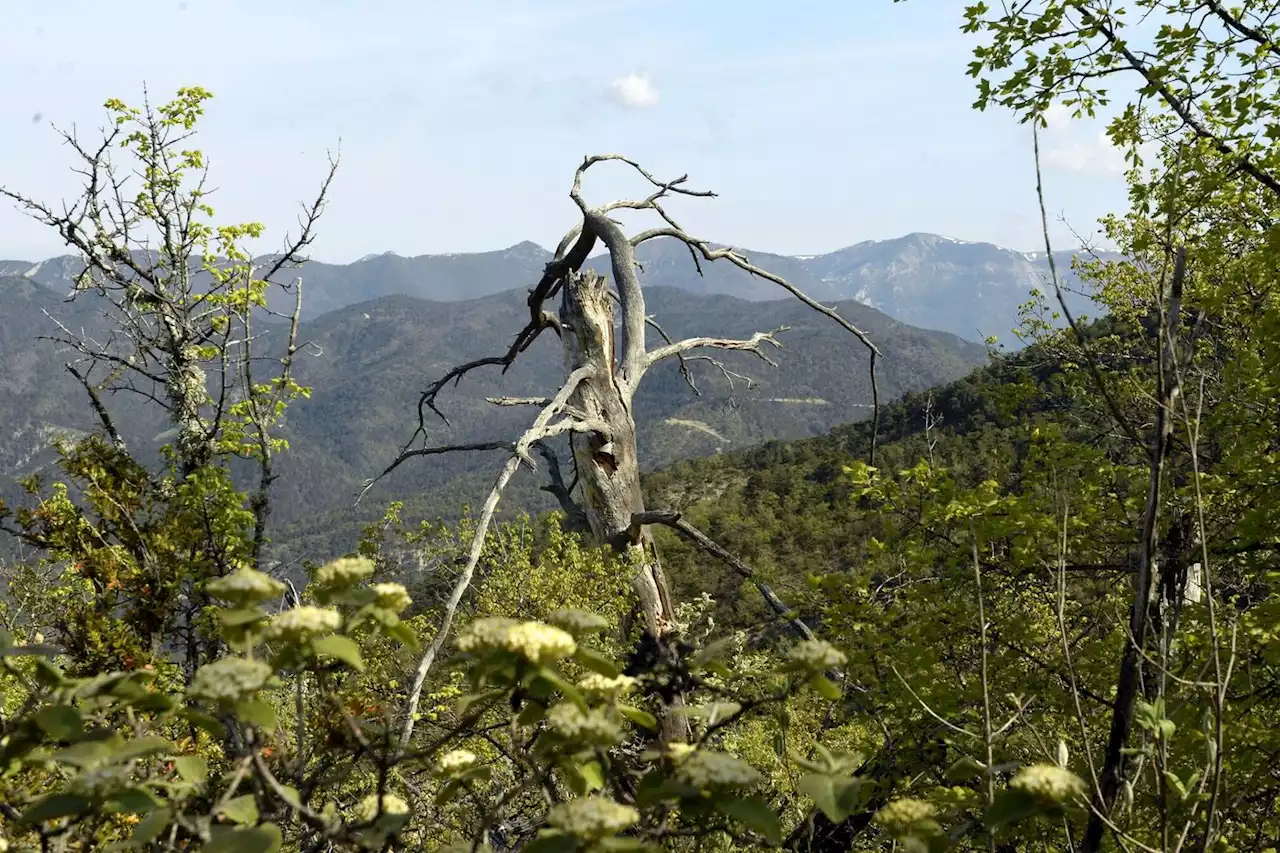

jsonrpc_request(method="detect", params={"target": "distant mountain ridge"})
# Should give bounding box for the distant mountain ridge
[3,232,1112,343]
[0,274,987,559]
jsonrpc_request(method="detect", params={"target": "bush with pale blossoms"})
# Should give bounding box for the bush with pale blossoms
[351,792,410,824]
[547,796,639,840]
[313,556,375,589]
[787,639,848,671]
[188,657,273,705]
[370,581,412,613]
[438,749,479,776]
[1010,764,1088,805]
[265,605,342,643]
[546,702,625,746]
[503,621,576,663]
[874,798,938,832]
[675,750,761,790]
[205,567,285,606]
[456,617,521,655]
[577,672,637,698]
[456,617,577,664]
[548,608,610,636]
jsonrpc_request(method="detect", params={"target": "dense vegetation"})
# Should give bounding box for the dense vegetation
[3,1,1280,851]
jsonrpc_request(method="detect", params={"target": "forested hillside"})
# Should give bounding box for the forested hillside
[0,274,986,551]
[2,2,1280,852]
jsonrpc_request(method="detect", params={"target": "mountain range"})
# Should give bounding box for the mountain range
[0,228,1114,560]
[0,271,988,559]
[1,232,1109,344]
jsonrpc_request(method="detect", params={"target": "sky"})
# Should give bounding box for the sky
[0,0,1137,263]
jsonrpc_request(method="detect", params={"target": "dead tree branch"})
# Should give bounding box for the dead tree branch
[398,367,596,747]
[643,327,787,371]
[629,510,825,649]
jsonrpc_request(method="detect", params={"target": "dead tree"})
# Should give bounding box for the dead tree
[366,154,881,746]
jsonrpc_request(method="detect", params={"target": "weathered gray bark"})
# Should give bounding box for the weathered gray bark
[560,270,688,740]
[387,154,880,747]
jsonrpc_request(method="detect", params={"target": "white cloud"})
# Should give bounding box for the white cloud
[1044,130,1128,176]
[1041,102,1075,129]
[609,72,659,109]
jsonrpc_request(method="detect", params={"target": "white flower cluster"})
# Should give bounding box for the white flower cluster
[505,622,577,664]
[577,673,637,698]
[676,750,761,789]
[438,749,478,775]
[456,617,577,664]
[314,556,375,588]
[206,568,285,606]
[548,608,610,636]
[788,639,848,671]
[351,793,410,824]
[873,798,937,831]
[266,606,342,643]
[1010,764,1088,805]
[547,796,639,840]
[189,657,273,705]
[456,617,521,654]
[546,702,624,746]
[371,582,412,613]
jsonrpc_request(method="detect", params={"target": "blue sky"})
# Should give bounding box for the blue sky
[1,0,1134,263]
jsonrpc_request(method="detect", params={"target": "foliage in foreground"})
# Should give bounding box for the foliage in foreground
[7,0,1280,848]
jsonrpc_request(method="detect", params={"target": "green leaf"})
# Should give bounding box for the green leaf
[20,793,92,824]
[945,755,987,782]
[810,674,843,700]
[618,704,658,731]
[717,795,784,845]
[204,823,283,853]
[386,622,419,648]
[573,646,620,677]
[534,667,586,709]
[456,688,505,717]
[32,658,66,687]
[523,831,580,853]
[985,788,1041,829]
[692,636,738,668]
[434,779,463,806]
[220,607,268,627]
[311,634,365,671]
[579,759,605,792]
[34,705,84,740]
[52,737,116,769]
[235,699,278,733]
[113,735,172,763]
[174,755,209,783]
[516,701,547,727]
[218,794,260,825]
[130,808,172,843]
[181,708,228,739]
[596,839,660,852]
[104,787,161,814]
[798,773,846,822]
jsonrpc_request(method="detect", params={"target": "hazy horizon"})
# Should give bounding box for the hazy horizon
[2,1,1133,264]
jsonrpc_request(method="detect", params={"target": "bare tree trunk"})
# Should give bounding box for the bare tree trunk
[561,272,675,631]
[560,271,689,740]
